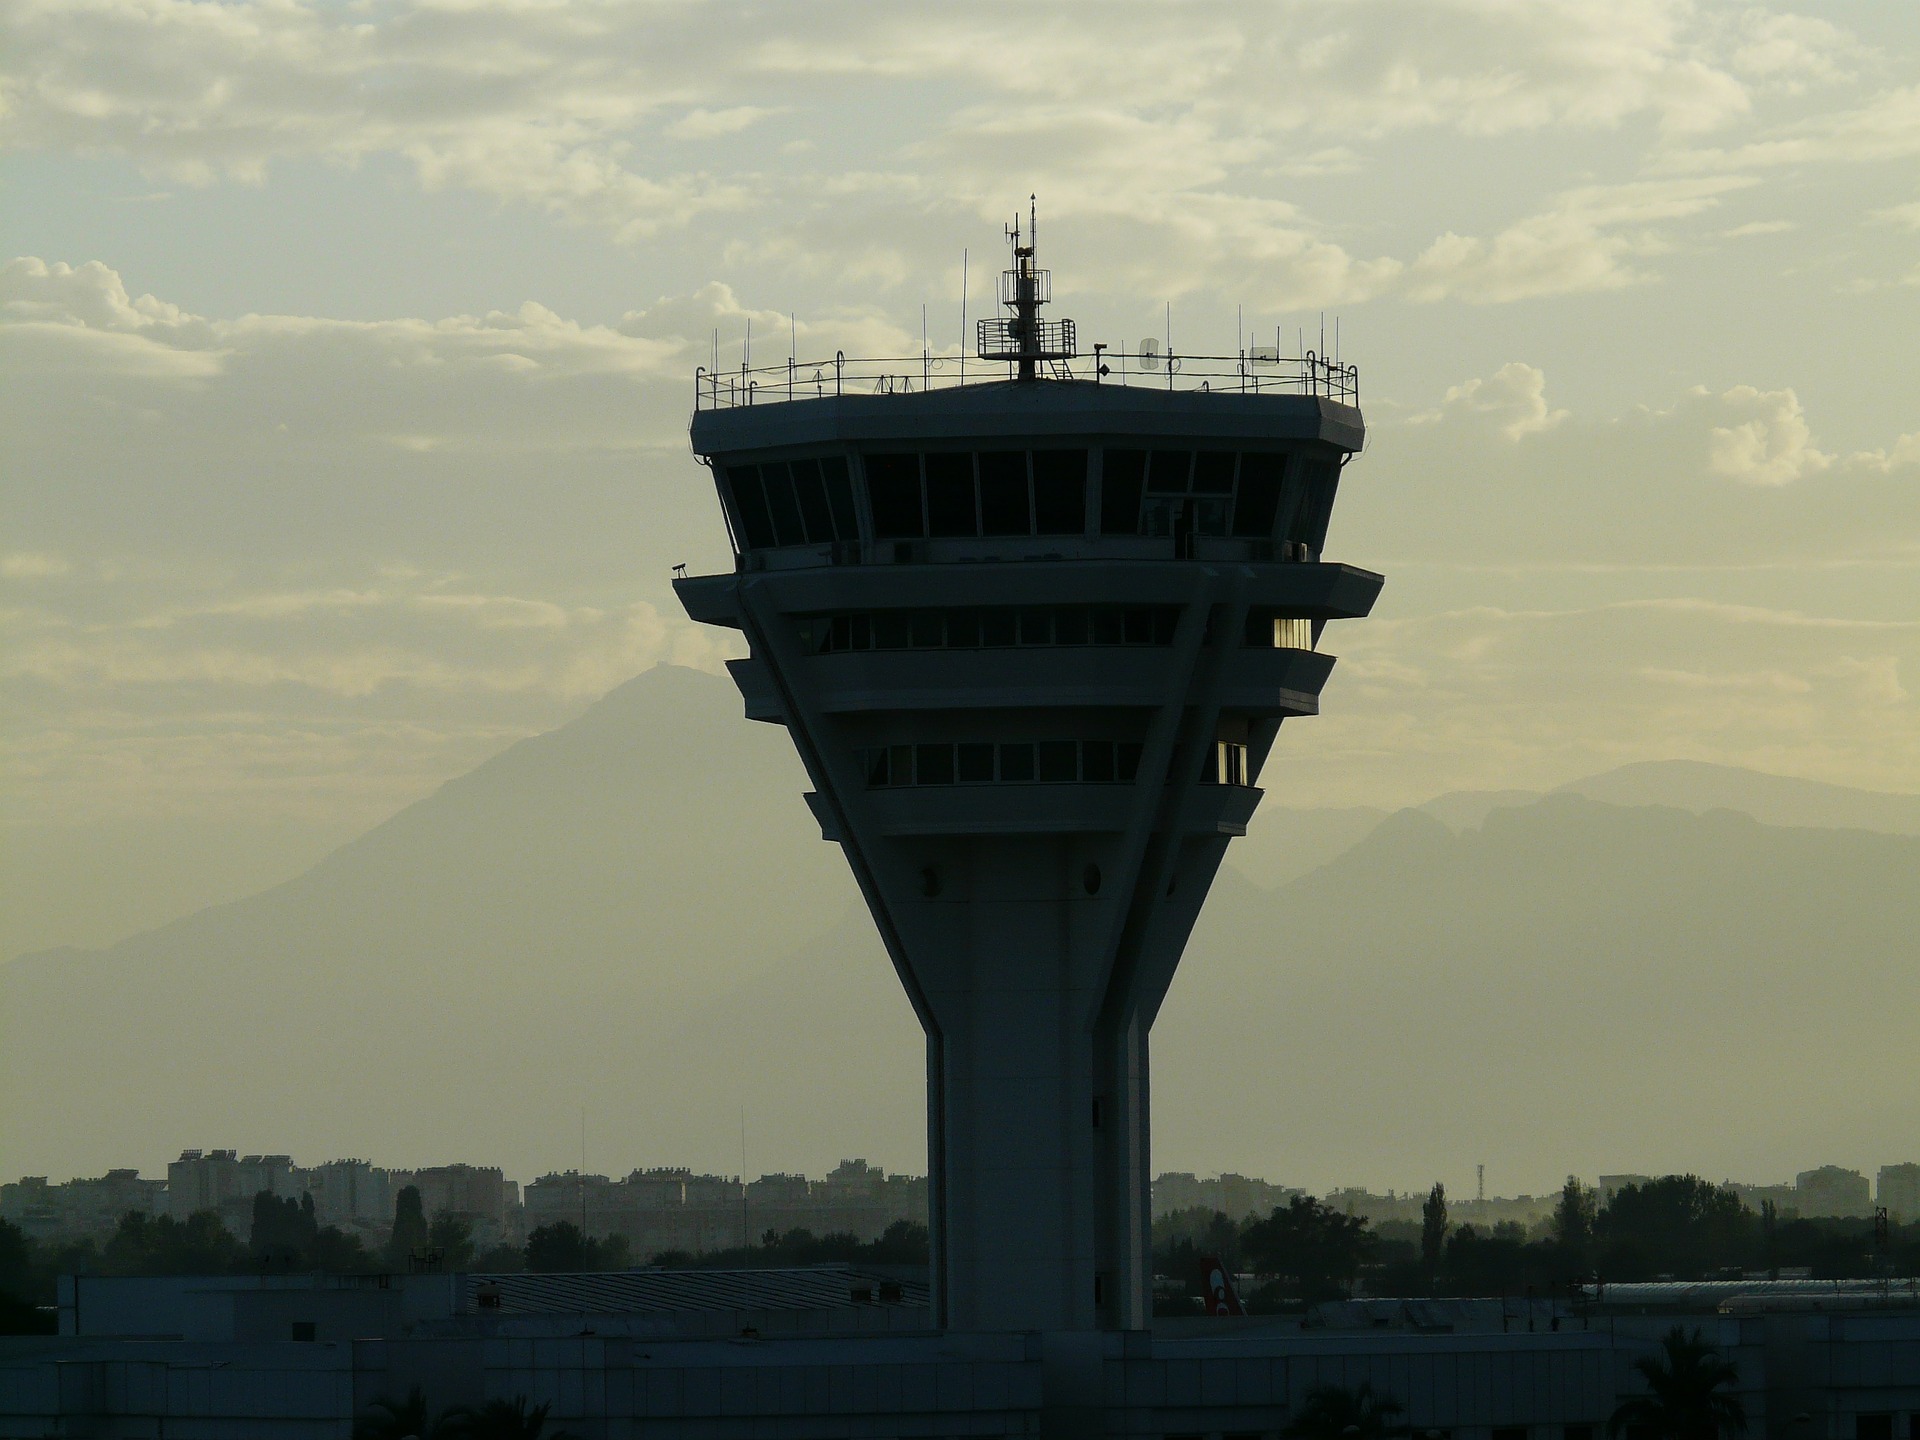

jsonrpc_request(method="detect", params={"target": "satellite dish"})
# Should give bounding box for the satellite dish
[1139,338,1160,372]
[1251,345,1278,364]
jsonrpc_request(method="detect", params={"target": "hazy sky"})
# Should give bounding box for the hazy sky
[4,0,1918,964]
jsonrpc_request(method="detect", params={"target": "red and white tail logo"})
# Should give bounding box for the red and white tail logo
[1199,1255,1244,1316]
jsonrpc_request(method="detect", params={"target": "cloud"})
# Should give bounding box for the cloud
[1404,177,1756,303]
[0,0,1872,293]
[1663,85,1920,172]
[1707,385,1832,485]
[1415,362,1569,440]
[666,106,780,141]
[1,551,73,580]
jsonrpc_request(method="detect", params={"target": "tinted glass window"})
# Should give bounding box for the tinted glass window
[998,743,1036,782]
[1192,450,1235,493]
[1054,607,1088,645]
[865,453,924,538]
[873,612,911,649]
[1038,741,1078,782]
[1082,741,1115,783]
[978,450,1030,535]
[790,458,835,543]
[1234,452,1285,537]
[925,452,978,537]
[957,743,995,783]
[1032,449,1088,533]
[1101,449,1146,534]
[1147,450,1192,493]
[761,461,805,546]
[821,456,858,539]
[910,611,945,647]
[725,465,777,550]
[981,610,1017,647]
[946,609,982,647]
[1192,497,1230,536]
[915,744,955,785]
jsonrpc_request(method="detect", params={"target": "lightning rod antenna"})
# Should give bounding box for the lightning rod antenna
[959,248,968,384]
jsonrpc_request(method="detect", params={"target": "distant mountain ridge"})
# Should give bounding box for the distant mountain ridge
[1230,758,1920,889]
[6,664,1916,1190]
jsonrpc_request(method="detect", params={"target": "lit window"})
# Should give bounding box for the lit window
[1274,617,1313,650]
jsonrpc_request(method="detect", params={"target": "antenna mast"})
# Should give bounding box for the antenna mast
[976,196,1075,380]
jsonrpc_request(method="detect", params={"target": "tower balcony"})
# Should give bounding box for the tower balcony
[803,781,1262,841]
[725,645,1334,724]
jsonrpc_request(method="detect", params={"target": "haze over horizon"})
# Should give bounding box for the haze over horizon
[5,665,1917,1198]
[3,4,1917,1201]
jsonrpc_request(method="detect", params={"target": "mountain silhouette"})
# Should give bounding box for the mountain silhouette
[7,665,1916,1191]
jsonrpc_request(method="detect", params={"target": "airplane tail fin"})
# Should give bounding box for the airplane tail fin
[1198,1255,1244,1316]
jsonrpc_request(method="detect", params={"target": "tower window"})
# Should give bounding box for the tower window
[1233,452,1285,537]
[1146,449,1192,493]
[1203,742,1249,786]
[761,462,807,547]
[1037,741,1077,782]
[909,610,946,647]
[1032,450,1089,533]
[724,465,777,550]
[925,452,978,537]
[978,450,1030,534]
[822,457,858,537]
[1191,450,1235,494]
[791,457,836,543]
[797,606,1181,654]
[957,743,995,783]
[866,453,924,538]
[1100,449,1146,534]
[858,739,1143,788]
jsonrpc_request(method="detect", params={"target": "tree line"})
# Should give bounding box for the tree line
[1155,1174,1919,1313]
[1,1184,932,1332]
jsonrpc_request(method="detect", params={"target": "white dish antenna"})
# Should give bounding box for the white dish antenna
[1139,338,1160,372]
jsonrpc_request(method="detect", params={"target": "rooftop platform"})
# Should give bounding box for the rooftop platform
[691,361,1364,456]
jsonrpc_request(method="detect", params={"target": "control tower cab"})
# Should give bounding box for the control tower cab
[675,213,1381,1335]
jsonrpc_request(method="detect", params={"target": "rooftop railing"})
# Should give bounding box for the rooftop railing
[693,347,1359,411]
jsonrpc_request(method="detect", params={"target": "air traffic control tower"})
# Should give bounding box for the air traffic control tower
[675,215,1381,1335]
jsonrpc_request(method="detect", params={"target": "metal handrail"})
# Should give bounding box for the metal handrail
[693,348,1358,411]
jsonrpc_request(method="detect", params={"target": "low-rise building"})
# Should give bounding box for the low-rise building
[1152,1172,1302,1221]
[0,1170,167,1241]
[521,1163,926,1259]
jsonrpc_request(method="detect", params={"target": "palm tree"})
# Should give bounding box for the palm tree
[1282,1382,1410,1440]
[438,1395,579,1440]
[353,1387,434,1440]
[1608,1326,1747,1440]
